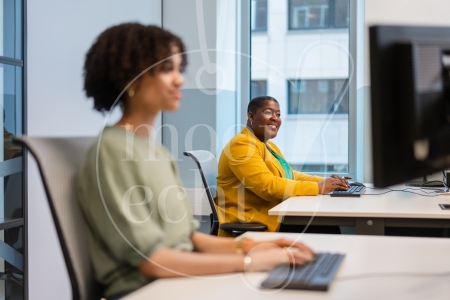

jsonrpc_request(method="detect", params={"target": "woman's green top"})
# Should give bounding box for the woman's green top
[267,147,293,180]
[78,126,199,298]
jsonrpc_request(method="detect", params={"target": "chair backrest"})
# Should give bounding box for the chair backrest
[183,150,219,235]
[14,136,101,300]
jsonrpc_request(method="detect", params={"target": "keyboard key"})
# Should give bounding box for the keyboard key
[330,186,366,197]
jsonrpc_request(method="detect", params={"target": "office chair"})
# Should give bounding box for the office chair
[183,150,267,236]
[14,136,102,300]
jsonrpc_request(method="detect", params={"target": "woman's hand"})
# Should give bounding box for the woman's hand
[318,176,349,194]
[330,174,351,187]
[244,238,314,255]
[245,242,314,272]
[241,238,316,272]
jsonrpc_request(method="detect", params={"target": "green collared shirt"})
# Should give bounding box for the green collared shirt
[267,147,293,180]
[78,126,199,297]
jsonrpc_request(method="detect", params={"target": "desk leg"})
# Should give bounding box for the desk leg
[355,218,385,235]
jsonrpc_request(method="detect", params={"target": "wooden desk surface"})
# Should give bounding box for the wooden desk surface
[269,186,450,219]
[124,232,450,300]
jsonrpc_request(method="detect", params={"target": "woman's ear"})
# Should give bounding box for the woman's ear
[126,79,140,100]
[247,111,253,123]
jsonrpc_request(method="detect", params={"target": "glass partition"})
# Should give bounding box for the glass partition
[0,0,22,60]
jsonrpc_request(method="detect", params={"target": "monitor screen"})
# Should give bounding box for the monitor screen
[370,25,450,187]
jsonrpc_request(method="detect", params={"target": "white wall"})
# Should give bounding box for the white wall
[365,0,450,86]
[27,0,161,298]
[162,0,239,188]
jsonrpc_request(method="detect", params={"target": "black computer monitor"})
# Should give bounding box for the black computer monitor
[370,25,450,187]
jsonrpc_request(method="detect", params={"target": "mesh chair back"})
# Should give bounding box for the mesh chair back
[183,150,219,235]
[15,136,101,300]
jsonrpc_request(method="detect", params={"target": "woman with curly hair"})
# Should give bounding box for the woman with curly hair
[78,23,315,299]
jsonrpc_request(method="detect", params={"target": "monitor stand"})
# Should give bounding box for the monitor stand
[405,175,444,187]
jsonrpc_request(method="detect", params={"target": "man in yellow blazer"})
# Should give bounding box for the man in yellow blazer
[215,96,350,237]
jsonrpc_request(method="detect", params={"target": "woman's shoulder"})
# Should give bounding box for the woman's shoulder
[226,133,259,155]
[267,140,282,153]
[220,127,265,161]
[98,126,127,148]
[88,126,171,164]
[81,127,129,167]
[93,126,157,153]
[229,127,260,146]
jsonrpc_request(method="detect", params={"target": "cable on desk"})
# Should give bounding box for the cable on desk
[365,187,392,190]
[392,189,440,197]
[417,180,449,194]
[364,191,393,195]
[419,180,445,189]
[363,187,393,196]
[404,187,442,194]
[335,271,450,282]
[363,186,443,197]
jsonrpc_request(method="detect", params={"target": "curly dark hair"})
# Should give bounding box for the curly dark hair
[83,23,187,112]
[247,96,279,114]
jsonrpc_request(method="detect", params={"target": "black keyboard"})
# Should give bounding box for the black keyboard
[330,185,366,197]
[261,252,345,291]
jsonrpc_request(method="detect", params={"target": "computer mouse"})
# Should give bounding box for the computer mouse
[349,182,365,187]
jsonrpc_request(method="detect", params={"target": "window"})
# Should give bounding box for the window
[288,79,349,114]
[0,0,25,297]
[251,0,351,174]
[251,0,267,32]
[251,80,267,99]
[289,0,349,30]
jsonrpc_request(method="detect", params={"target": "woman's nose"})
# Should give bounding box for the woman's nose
[174,71,184,86]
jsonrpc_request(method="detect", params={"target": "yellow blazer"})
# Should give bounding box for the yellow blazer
[214,127,324,237]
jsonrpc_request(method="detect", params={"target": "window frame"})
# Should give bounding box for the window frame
[349,0,365,182]
[238,1,251,126]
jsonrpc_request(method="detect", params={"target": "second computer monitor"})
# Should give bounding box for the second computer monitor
[370,25,450,187]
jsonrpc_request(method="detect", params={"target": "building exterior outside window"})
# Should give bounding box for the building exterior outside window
[251,80,267,99]
[288,0,349,30]
[251,0,267,32]
[288,79,349,114]
[251,0,349,173]
[0,0,26,298]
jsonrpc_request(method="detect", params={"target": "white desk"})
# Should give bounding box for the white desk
[269,186,450,235]
[124,232,450,300]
